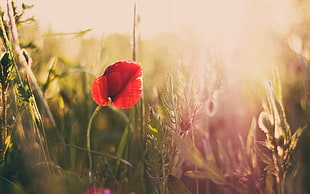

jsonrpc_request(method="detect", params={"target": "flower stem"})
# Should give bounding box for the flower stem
[87,105,102,183]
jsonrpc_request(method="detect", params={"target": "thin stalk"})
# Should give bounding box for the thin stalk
[191,128,199,194]
[273,143,283,194]
[6,0,56,127]
[0,176,27,194]
[0,16,23,86]
[132,3,144,136]
[3,2,56,177]
[275,164,284,194]
[132,1,146,150]
[275,173,281,194]
[60,143,132,167]
[1,89,7,163]
[161,141,167,193]
[132,3,137,61]
[87,105,102,183]
[28,97,53,176]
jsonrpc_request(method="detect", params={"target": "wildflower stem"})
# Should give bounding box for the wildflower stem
[87,105,102,183]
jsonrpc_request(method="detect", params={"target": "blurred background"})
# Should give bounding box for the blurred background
[13,0,302,93]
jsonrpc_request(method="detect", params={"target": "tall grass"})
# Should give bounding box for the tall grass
[0,1,309,194]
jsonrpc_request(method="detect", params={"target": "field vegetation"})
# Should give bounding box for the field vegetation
[0,1,310,193]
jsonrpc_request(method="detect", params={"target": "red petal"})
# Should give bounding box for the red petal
[104,60,142,109]
[106,71,122,97]
[92,76,109,106]
[112,62,143,109]
[104,60,141,84]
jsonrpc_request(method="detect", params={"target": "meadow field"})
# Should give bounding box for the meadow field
[1,0,310,193]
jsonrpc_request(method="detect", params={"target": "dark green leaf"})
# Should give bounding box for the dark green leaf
[0,52,10,67]
[17,85,31,102]
[0,52,12,89]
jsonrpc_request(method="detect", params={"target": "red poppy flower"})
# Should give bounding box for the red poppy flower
[92,60,143,109]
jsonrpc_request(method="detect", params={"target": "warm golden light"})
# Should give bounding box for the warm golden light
[15,0,298,38]
[14,0,299,118]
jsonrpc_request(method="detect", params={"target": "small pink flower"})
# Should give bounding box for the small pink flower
[85,187,112,194]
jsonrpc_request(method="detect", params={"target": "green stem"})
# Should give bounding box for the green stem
[1,88,7,164]
[87,105,102,183]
